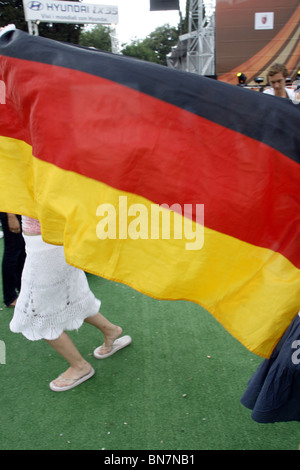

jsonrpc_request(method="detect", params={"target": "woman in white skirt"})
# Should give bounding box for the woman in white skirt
[10,216,132,392]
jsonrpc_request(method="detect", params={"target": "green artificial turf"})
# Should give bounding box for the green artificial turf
[0,237,299,450]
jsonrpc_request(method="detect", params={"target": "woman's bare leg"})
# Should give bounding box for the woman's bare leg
[46,331,92,387]
[84,312,122,354]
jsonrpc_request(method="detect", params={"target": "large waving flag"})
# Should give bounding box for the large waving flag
[0,29,299,358]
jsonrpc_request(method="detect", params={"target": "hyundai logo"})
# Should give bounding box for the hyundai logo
[27,1,44,11]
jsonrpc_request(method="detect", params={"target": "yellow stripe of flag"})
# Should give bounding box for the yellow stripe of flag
[0,136,299,357]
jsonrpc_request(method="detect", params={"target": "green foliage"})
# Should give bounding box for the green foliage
[79,25,112,52]
[0,0,27,31]
[121,24,179,66]
[0,0,83,43]
[0,1,185,61]
[120,39,157,63]
[181,0,189,35]
[38,23,82,44]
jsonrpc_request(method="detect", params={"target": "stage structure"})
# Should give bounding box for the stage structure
[167,0,216,76]
[215,0,300,85]
[186,0,215,75]
[168,0,300,86]
[22,0,119,52]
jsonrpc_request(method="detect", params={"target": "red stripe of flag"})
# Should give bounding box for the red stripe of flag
[1,56,299,268]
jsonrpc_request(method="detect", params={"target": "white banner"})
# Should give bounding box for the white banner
[23,0,118,24]
[254,12,274,30]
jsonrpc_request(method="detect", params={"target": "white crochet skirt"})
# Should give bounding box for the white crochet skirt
[10,235,101,341]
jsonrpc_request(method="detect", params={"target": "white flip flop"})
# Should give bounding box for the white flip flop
[49,367,95,392]
[93,335,132,359]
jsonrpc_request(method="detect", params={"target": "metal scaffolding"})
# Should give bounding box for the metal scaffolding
[167,0,216,75]
[186,0,215,75]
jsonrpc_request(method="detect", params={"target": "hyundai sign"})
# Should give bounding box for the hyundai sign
[23,0,118,24]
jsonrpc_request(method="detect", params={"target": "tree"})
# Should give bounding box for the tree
[121,39,157,63]
[0,0,27,31]
[182,0,189,35]
[79,25,112,52]
[0,0,83,43]
[181,0,208,34]
[121,24,179,66]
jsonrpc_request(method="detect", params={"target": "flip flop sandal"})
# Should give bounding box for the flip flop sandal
[49,367,95,392]
[93,335,132,359]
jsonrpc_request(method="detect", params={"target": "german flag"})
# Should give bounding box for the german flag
[0,29,299,358]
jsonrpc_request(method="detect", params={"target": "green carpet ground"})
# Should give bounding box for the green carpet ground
[0,237,299,450]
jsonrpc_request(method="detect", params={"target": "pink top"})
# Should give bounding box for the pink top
[22,216,41,234]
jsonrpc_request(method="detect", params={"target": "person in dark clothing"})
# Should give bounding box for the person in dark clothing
[0,212,26,306]
[241,311,300,423]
